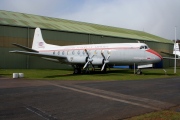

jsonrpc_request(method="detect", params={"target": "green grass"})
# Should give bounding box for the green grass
[127,110,180,120]
[0,68,179,80]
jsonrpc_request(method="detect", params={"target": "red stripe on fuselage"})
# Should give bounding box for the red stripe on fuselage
[38,47,139,52]
[146,49,162,59]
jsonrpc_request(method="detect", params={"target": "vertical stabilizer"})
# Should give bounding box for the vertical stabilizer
[32,28,46,50]
[173,43,180,56]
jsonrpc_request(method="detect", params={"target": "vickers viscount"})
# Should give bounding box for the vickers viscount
[10,28,162,74]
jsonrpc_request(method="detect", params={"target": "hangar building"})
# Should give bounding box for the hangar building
[0,10,174,69]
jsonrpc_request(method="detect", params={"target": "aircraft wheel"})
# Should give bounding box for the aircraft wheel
[73,68,81,74]
[136,69,142,75]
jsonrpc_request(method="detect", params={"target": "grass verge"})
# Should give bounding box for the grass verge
[0,68,179,80]
[127,109,180,120]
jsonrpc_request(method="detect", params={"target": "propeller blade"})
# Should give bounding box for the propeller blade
[101,63,106,71]
[84,49,96,71]
[101,52,105,59]
[89,62,95,70]
[101,51,111,71]
[85,49,89,57]
[107,55,110,60]
[83,61,89,69]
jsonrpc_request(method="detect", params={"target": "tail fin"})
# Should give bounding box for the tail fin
[173,42,180,55]
[32,28,47,50]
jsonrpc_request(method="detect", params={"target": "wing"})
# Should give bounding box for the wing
[10,50,67,63]
[163,57,180,59]
[161,51,179,58]
[161,51,174,56]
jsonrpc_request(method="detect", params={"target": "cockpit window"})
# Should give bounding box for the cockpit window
[145,46,148,49]
[140,45,149,50]
[140,46,144,49]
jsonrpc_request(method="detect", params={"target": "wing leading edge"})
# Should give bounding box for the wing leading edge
[161,51,180,59]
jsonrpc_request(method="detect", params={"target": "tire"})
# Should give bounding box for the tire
[136,69,142,75]
[73,68,81,74]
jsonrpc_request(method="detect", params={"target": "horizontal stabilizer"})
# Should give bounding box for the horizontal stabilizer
[12,43,38,52]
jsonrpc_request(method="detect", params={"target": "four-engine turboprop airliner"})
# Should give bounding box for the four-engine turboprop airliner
[10,28,162,74]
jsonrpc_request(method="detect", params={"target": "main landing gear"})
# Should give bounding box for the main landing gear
[73,68,81,74]
[73,64,93,74]
[136,69,142,75]
[73,64,108,74]
[73,65,82,74]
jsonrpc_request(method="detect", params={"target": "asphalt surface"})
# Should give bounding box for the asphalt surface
[0,77,180,120]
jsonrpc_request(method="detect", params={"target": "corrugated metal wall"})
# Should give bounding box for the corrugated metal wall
[0,25,174,69]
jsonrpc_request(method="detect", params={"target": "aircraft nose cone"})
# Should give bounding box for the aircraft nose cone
[146,49,162,62]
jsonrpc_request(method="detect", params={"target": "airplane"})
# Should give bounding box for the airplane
[10,28,162,74]
[161,42,180,59]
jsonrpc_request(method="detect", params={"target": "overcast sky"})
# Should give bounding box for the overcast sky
[0,0,180,40]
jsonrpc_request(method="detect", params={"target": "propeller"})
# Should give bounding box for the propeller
[101,51,110,71]
[83,49,95,70]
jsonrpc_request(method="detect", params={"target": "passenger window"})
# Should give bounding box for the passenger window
[77,50,80,55]
[82,51,85,55]
[72,51,75,55]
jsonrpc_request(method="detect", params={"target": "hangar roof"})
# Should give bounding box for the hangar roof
[0,10,172,43]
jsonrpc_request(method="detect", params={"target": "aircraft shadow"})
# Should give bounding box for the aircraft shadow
[44,69,133,78]
[44,69,174,78]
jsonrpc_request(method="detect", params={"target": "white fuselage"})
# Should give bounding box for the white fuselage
[10,28,163,73]
[38,43,162,66]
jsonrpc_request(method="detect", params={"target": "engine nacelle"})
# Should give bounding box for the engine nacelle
[92,58,103,65]
[67,56,104,65]
[67,56,86,64]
